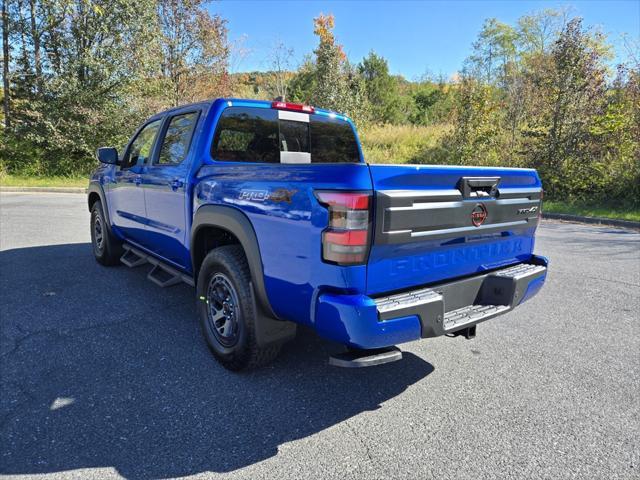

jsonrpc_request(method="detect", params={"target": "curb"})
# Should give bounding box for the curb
[0,186,87,194]
[543,212,640,230]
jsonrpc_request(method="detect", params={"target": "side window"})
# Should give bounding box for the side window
[211,107,279,163]
[156,112,199,165]
[123,120,161,169]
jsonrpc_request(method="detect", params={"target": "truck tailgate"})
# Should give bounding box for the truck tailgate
[367,164,542,295]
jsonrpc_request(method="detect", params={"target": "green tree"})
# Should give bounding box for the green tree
[409,77,455,126]
[2,0,161,175]
[288,56,317,104]
[2,0,10,128]
[358,51,401,124]
[517,8,565,55]
[467,18,518,86]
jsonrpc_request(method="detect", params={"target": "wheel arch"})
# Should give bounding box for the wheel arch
[87,182,113,232]
[191,205,277,319]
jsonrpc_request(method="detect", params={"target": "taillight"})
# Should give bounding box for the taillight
[316,191,371,265]
[271,101,315,113]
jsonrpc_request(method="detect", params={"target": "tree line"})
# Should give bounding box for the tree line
[1,0,230,175]
[1,2,638,206]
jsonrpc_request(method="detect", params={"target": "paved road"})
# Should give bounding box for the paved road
[1,193,638,480]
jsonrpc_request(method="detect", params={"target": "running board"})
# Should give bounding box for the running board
[121,244,194,288]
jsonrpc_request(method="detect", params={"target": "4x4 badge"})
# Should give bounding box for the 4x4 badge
[471,204,488,227]
[517,206,538,215]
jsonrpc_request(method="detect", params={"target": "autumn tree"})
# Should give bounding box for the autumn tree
[532,18,609,198]
[0,0,232,175]
[157,0,230,106]
[451,11,638,204]
[307,13,368,122]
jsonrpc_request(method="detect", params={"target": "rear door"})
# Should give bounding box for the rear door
[366,165,542,295]
[142,110,201,268]
[108,119,161,245]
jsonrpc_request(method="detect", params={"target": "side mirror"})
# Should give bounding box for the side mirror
[96,147,119,165]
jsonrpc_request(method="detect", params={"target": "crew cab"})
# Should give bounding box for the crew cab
[88,98,547,370]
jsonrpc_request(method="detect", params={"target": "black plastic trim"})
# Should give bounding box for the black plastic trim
[191,205,277,319]
[87,182,114,234]
[458,177,500,198]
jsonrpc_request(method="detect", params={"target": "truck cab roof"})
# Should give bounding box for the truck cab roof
[149,98,350,123]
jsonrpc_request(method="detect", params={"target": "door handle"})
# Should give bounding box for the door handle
[170,179,184,191]
[134,175,142,186]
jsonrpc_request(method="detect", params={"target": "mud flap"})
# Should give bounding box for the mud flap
[250,281,296,348]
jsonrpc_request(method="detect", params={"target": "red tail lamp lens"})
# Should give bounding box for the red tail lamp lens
[316,191,371,265]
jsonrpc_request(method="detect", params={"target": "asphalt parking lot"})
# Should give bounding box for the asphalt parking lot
[0,192,638,480]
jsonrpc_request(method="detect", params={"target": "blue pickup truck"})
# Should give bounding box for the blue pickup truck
[88,98,547,370]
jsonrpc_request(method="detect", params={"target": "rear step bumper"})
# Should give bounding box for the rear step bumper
[375,256,547,337]
[315,255,547,349]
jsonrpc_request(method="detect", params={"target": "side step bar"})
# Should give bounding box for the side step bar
[120,244,297,348]
[121,247,148,268]
[120,244,194,288]
[329,346,402,368]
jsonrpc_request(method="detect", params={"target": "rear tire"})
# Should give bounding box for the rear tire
[197,245,281,371]
[90,200,122,266]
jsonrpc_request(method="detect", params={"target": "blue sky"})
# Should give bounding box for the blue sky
[211,0,640,79]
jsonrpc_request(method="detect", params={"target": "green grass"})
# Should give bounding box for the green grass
[0,174,87,188]
[544,201,640,222]
[359,123,453,165]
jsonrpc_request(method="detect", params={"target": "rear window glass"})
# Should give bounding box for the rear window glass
[309,114,360,163]
[212,107,279,163]
[211,107,360,164]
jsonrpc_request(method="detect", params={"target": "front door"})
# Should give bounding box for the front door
[108,119,162,246]
[141,111,200,269]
